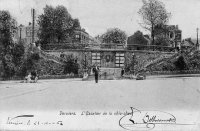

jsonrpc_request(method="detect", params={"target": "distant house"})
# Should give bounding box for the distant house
[154,25,182,47]
[127,31,149,50]
[126,25,182,52]
[17,22,39,46]
[25,22,39,44]
[73,28,90,44]
[181,38,195,51]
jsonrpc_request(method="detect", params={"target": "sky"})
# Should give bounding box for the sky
[0,0,200,39]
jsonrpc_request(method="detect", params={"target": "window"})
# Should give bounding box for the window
[75,34,80,39]
[26,30,29,36]
[92,52,101,66]
[115,53,124,67]
[169,31,175,40]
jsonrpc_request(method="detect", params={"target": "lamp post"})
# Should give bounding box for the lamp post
[197,28,199,50]
[85,52,87,70]
[84,47,89,69]
[132,53,135,76]
[19,25,22,41]
[84,47,89,75]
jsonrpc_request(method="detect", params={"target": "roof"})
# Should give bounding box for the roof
[74,29,89,35]
[182,39,195,47]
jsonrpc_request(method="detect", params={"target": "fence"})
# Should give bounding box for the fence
[43,43,89,50]
[42,43,177,53]
[127,44,176,52]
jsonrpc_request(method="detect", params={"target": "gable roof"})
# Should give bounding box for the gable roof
[182,38,195,47]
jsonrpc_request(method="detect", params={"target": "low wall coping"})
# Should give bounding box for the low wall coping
[44,49,176,54]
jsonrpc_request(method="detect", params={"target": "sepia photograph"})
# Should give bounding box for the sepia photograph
[0,0,200,130]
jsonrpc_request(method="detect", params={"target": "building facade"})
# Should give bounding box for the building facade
[166,25,182,47]
[24,22,39,44]
[46,48,133,78]
[73,29,89,44]
[17,22,39,45]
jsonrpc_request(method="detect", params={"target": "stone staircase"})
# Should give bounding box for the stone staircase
[144,53,179,69]
[39,49,67,64]
[37,58,64,76]
[30,47,66,76]
[142,47,198,73]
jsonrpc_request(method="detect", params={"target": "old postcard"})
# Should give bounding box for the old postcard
[0,0,200,130]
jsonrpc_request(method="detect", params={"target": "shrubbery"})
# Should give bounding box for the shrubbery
[63,54,79,75]
[174,55,188,70]
[1,41,27,79]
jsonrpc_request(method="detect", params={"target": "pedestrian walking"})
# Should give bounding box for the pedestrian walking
[93,65,99,83]
[121,67,125,77]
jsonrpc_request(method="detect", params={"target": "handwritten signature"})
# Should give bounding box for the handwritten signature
[119,107,195,131]
[7,115,63,126]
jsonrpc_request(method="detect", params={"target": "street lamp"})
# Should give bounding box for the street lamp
[82,47,90,78]
[84,47,90,70]
[132,53,135,75]
[197,28,199,50]
[19,24,23,41]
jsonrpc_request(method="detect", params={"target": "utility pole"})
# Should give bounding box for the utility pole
[32,8,35,43]
[197,28,199,50]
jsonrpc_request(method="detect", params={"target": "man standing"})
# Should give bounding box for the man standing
[93,65,99,83]
[121,67,125,77]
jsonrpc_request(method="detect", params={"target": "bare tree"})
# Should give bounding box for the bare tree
[138,0,171,45]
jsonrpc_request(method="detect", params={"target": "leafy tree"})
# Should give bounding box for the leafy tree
[12,41,25,65]
[15,44,41,78]
[153,24,171,46]
[0,10,17,79]
[155,35,170,46]
[174,56,188,70]
[12,41,26,77]
[37,5,81,48]
[127,31,148,45]
[101,28,127,46]
[19,52,40,77]
[138,0,171,45]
